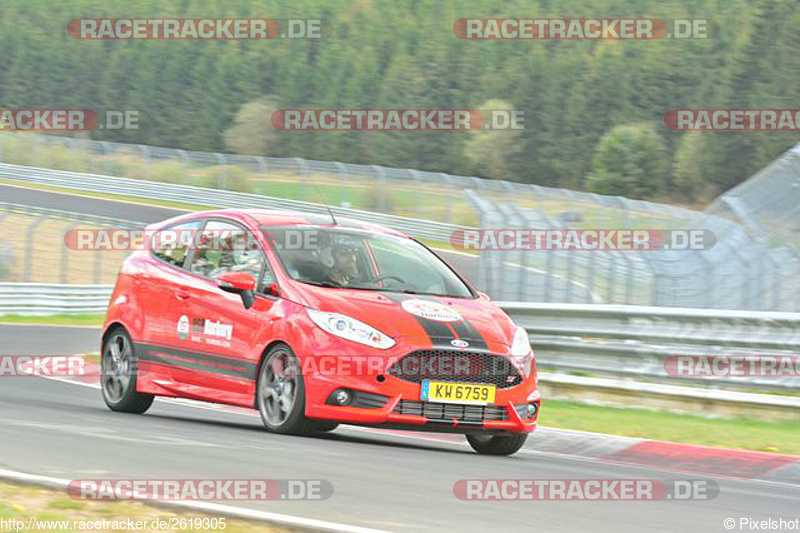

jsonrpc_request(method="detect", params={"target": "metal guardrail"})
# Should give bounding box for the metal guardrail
[503,302,800,392]
[2,284,798,395]
[0,283,113,314]
[0,163,468,242]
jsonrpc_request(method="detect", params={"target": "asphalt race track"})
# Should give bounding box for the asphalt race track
[1,324,799,532]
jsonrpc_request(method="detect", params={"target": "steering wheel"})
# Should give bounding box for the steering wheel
[371,273,407,285]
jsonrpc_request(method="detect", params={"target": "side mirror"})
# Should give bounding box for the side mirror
[215,272,257,309]
[478,291,491,301]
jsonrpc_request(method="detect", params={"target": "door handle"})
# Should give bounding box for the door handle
[176,288,191,300]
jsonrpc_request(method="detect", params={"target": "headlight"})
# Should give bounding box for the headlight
[306,309,395,350]
[510,326,531,358]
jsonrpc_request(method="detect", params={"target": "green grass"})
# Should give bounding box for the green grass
[0,314,105,326]
[542,400,800,455]
[0,481,289,533]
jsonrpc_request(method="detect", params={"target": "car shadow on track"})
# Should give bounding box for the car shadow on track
[143,412,474,455]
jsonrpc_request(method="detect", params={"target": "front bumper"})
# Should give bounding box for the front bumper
[304,371,540,434]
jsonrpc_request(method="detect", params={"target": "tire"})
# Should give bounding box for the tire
[466,433,528,456]
[311,420,339,432]
[257,344,334,435]
[101,327,155,414]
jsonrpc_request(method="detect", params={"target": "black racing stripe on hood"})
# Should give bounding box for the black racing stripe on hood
[383,292,453,340]
[385,292,490,351]
[447,318,489,351]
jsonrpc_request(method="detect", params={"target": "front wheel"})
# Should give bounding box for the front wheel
[467,433,528,456]
[257,344,334,435]
[101,327,154,414]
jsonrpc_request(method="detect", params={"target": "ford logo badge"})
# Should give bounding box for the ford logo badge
[450,339,469,348]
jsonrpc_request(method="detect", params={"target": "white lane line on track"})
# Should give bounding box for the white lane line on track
[0,468,391,533]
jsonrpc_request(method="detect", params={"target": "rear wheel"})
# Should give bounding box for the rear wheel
[101,327,154,414]
[257,344,335,435]
[466,433,528,456]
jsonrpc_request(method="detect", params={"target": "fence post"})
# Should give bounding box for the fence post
[138,145,150,180]
[410,170,422,216]
[216,153,227,190]
[177,149,188,184]
[100,142,113,175]
[64,138,76,170]
[331,162,347,207]
[24,214,48,282]
[61,220,83,284]
[295,158,308,201]
[35,135,42,166]
[373,165,387,213]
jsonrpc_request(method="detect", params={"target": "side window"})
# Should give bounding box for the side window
[151,221,203,268]
[188,221,266,284]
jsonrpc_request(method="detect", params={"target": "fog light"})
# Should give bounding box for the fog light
[527,403,538,418]
[334,389,352,405]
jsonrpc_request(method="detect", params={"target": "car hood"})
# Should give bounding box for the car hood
[290,284,515,348]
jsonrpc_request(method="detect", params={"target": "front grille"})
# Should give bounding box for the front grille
[394,400,508,423]
[387,350,523,389]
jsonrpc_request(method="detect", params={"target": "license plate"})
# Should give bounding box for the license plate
[420,380,496,405]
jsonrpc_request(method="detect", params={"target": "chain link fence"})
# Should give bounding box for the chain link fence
[0,133,798,311]
[0,202,139,285]
[467,189,800,311]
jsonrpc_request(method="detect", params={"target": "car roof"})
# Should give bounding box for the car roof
[173,209,408,238]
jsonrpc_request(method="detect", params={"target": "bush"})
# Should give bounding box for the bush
[673,131,718,202]
[197,165,254,193]
[148,160,185,184]
[37,145,92,173]
[586,122,669,199]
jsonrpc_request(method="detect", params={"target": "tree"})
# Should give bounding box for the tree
[586,123,669,199]
[223,98,279,156]
[464,99,522,181]
[673,131,716,203]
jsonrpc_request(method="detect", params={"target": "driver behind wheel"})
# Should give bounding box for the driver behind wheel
[325,242,360,285]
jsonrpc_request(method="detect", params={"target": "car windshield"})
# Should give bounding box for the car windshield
[263,226,473,298]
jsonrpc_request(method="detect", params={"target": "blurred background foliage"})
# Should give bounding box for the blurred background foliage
[0,0,797,204]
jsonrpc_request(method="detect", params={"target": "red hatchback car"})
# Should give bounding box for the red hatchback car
[101,209,539,455]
